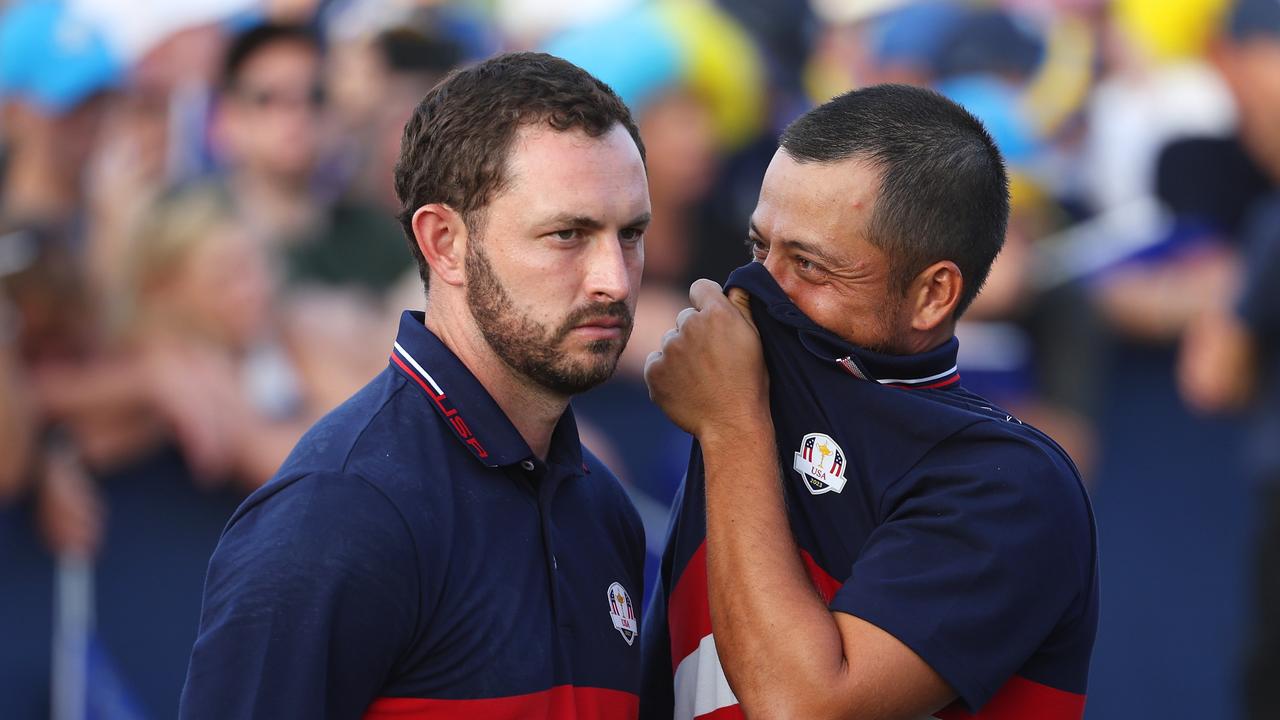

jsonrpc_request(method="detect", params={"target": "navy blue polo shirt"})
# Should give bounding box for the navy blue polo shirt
[181,311,646,719]
[640,262,1098,720]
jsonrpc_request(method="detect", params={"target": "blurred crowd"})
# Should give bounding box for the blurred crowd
[3,0,1280,717]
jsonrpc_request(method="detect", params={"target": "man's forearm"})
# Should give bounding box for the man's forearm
[700,422,848,717]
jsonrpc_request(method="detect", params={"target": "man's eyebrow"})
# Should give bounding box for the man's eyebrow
[749,220,844,266]
[544,214,606,231]
[542,212,652,230]
[625,212,652,228]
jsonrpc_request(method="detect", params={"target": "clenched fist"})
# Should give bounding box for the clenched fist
[643,280,770,441]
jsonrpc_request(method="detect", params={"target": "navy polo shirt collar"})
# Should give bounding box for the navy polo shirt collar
[726,261,961,390]
[389,310,585,469]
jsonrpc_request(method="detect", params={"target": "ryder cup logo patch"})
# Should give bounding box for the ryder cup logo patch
[607,582,638,646]
[793,432,848,495]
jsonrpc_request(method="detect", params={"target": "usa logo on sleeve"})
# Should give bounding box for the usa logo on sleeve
[607,582,638,645]
[793,432,848,495]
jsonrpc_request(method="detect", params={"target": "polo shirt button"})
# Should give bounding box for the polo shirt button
[521,460,535,471]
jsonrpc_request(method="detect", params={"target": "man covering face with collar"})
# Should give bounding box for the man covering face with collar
[642,84,1098,720]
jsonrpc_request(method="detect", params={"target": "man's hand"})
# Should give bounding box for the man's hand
[1178,307,1256,414]
[643,280,768,440]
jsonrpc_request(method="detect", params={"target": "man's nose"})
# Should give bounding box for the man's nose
[584,235,633,303]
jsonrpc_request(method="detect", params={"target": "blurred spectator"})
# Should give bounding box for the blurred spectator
[0,297,33,501]
[327,22,462,212]
[122,184,381,489]
[495,0,639,49]
[212,20,411,299]
[0,222,156,559]
[806,0,967,94]
[1080,0,1249,344]
[1177,1,1280,716]
[0,0,121,227]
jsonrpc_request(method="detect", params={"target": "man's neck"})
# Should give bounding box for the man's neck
[896,323,955,357]
[423,303,568,461]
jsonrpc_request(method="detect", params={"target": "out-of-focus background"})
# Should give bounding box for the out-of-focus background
[1,0,1278,716]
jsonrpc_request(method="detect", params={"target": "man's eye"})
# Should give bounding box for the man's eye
[796,256,817,272]
[745,238,767,258]
[620,228,644,243]
[554,229,578,241]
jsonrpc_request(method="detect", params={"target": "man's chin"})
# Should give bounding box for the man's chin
[583,337,626,356]
[539,351,622,395]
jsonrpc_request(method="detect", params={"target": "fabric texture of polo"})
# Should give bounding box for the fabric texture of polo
[181,311,646,719]
[639,261,1099,720]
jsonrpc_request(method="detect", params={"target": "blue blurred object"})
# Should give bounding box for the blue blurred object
[0,446,243,719]
[936,74,1040,166]
[543,5,682,114]
[867,1,967,74]
[1086,342,1250,720]
[0,0,122,114]
[1229,0,1280,41]
[933,8,1044,80]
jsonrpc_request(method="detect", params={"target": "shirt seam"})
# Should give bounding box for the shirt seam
[339,372,427,657]
[346,470,426,674]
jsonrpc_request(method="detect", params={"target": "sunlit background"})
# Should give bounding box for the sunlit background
[2,0,1277,717]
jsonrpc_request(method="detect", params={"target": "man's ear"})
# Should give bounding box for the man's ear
[907,260,962,332]
[412,203,469,288]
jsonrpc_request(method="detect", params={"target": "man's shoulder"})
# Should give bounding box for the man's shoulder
[275,364,455,487]
[908,410,1094,540]
[208,470,419,609]
[943,408,1083,482]
[224,469,401,543]
[228,366,460,537]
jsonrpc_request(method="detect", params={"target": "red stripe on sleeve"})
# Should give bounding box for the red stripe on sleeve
[933,675,1086,720]
[696,705,746,720]
[799,549,843,603]
[364,685,638,720]
[667,541,712,670]
[668,544,844,672]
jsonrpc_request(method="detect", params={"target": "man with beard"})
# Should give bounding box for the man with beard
[181,52,651,719]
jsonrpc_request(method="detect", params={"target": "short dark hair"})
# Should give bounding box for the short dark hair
[780,84,1009,318]
[393,51,645,288]
[221,22,321,92]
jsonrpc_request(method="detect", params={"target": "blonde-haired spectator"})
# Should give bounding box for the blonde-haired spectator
[124,184,382,490]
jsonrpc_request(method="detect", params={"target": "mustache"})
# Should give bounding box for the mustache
[554,301,633,339]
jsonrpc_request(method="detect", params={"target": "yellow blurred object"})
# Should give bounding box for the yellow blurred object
[1113,0,1232,63]
[1023,14,1095,136]
[803,40,858,105]
[656,0,766,149]
[1009,171,1048,213]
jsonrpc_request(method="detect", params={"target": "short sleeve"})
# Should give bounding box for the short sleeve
[180,472,419,720]
[829,430,1093,711]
